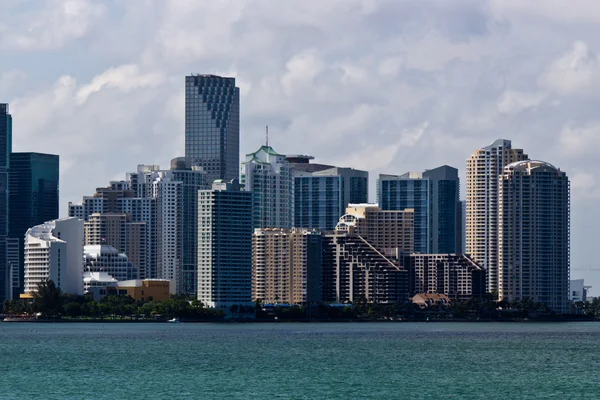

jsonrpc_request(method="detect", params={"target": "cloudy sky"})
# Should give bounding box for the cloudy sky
[1,0,599,292]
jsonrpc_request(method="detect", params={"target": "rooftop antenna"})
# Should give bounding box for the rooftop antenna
[266,125,269,147]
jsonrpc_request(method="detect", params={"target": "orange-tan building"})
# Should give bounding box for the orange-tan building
[106,279,174,302]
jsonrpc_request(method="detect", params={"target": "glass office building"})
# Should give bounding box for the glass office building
[185,75,240,183]
[377,165,459,254]
[9,152,60,297]
[288,155,368,231]
[0,104,12,301]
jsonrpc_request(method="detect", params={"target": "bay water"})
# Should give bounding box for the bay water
[0,322,598,399]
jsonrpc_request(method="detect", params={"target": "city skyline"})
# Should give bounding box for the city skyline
[0,1,596,294]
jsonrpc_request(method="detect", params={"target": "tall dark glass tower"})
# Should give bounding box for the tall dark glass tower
[185,74,240,183]
[0,104,12,301]
[9,152,59,297]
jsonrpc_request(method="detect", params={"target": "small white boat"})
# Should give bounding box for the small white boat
[167,318,181,323]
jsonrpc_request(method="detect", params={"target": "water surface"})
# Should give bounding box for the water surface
[0,322,597,399]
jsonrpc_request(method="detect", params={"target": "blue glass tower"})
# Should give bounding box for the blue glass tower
[9,152,60,297]
[185,75,240,183]
[0,104,12,300]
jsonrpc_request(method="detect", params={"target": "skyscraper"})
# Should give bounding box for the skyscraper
[377,172,429,253]
[185,74,240,183]
[8,152,59,297]
[241,145,293,229]
[169,158,210,295]
[198,180,252,308]
[0,104,12,301]
[466,139,528,292]
[422,165,460,254]
[498,160,570,313]
[252,228,322,304]
[288,155,368,231]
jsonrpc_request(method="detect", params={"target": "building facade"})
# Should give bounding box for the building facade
[185,74,240,183]
[252,228,322,304]
[23,218,84,295]
[289,155,368,231]
[335,204,414,257]
[0,104,11,301]
[378,165,460,254]
[84,213,147,281]
[498,160,570,313]
[422,166,460,254]
[377,172,429,253]
[8,153,59,298]
[198,180,253,308]
[466,139,528,292]
[84,245,135,282]
[403,254,486,300]
[242,146,293,229]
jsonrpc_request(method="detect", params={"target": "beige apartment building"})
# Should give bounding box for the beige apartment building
[466,139,528,292]
[252,228,322,304]
[335,204,414,256]
[498,160,570,313]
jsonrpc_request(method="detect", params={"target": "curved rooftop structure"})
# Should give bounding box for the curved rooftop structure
[504,160,558,172]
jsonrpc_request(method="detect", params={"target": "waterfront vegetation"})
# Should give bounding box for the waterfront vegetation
[2,280,594,322]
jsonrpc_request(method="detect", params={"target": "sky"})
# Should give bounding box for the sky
[1,0,599,293]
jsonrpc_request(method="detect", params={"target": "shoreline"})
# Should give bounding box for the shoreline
[2,316,595,323]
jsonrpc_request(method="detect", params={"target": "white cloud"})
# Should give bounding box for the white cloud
[558,122,600,156]
[539,41,600,96]
[76,64,165,105]
[496,90,547,114]
[0,0,105,50]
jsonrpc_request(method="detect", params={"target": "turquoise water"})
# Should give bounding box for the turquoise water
[0,322,599,399]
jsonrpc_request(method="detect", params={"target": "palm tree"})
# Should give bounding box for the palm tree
[33,279,63,317]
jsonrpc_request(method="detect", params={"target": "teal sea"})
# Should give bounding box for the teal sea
[0,322,598,399]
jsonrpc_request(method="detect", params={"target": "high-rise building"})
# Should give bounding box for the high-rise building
[422,166,460,254]
[8,152,59,298]
[185,74,240,183]
[152,170,183,292]
[169,158,210,295]
[242,145,293,229]
[252,228,322,304]
[0,104,11,301]
[288,155,368,231]
[23,218,84,296]
[198,180,252,308]
[378,165,460,254]
[466,139,528,292]
[84,245,135,282]
[498,160,570,313]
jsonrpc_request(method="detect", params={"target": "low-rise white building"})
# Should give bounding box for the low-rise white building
[23,217,84,295]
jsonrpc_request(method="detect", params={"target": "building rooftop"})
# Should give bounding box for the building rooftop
[505,160,558,172]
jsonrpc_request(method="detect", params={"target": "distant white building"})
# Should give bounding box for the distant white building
[84,245,134,282]
[23,217,84,296]
[570,279,590,302]
[83,271,118,300]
